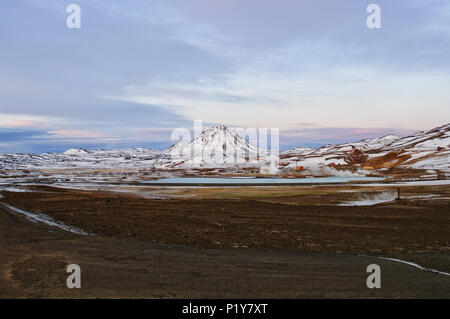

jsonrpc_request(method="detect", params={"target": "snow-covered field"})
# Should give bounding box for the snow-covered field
[0,124,448,183]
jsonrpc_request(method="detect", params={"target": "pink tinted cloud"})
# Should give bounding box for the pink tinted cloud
[280,126,418,146]
[4,119,40,128]
[48,130,108,139]
[344,128,384,135]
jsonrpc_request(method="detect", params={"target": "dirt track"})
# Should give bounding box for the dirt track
[0,186,449,298]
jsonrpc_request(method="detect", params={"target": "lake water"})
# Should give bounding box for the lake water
[144,176,384,185]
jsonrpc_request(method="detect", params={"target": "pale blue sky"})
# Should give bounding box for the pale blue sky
[1,0,449,152]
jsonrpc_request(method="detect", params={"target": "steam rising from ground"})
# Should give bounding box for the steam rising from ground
[303,165,362,177]
[259,164,279,174]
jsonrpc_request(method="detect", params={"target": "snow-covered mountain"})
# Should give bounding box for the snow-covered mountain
[63,148,89,155]
[161,125,262,168]
[365,123,450,171]
[0,123,448,176]
[280,123,450,174]
[280,134,402,168]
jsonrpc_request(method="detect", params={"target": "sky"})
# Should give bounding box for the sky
[1,0,449,153]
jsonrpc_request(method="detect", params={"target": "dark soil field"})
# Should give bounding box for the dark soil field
[0,184,449,298]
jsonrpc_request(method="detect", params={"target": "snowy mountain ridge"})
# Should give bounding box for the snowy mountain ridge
[280,123,449,173]
[0,123,448,175]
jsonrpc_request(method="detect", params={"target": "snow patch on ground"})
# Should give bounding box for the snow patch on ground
[405,195,439,199]
[338,192,397,206]
[356,180,450,187]
[0,186,31,192]
[0,203,91,235]
[379,257,450,277]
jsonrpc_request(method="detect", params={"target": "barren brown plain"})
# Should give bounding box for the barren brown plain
[0,183,449,298]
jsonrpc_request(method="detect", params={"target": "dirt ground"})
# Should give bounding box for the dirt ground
[0,184,449,298]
